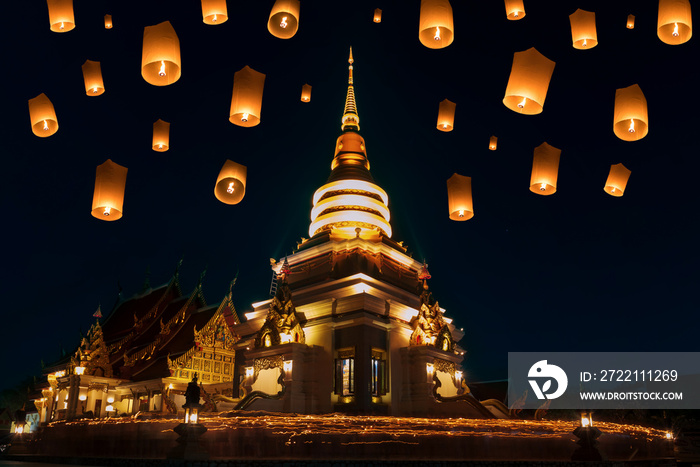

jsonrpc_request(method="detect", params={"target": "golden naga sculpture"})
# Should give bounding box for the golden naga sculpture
[255,259,305,347]
[409,265,453,352]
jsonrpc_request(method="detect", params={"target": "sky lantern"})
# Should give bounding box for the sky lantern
[215,160,247,205]
[229,66,266,127]
[47,0,75,32]
[91,159,128,221]
[81,60,105,96]
[141,21,181,86]
[504,0,526,20]
[104,15,113,29]
[489,136,498,150]
[28,93,58,137]
[374,8,382,23]
[268,0,300,39]
[419,0,454,49]
[604,163,631,197]
[613,84,648,141]
[301,84,312,102]
[152,119,170,152]
[446,173,474,221]
[627,14,635,29]
[436,99,456,132]
[503,47,556,115]
[569,9,598,49]
[529,142,561,195]
[201,0,228,25]
[658,0,692,44]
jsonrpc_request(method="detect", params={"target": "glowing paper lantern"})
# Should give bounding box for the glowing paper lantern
[202,0,228,25]
[152,119,170,152]
[215,160,247,205]
[436,99,456,132]
[141,21,181,86]
[91,159,128,221]
[104,15,113,29]
[374,8,382,23]
[28,93,58,137]
[301,84,312,102]
[229,66,266,127]
[82,60,105,96]
[268,0,300,39]
[447,173,474,221]
[604,163,631,197]
[613,84,648,142]
[627,14,635,29]
[504,0,526,20]
[503,48,556,115]
[658,0,692,44]
[419,0,454,49]
[47,0,75,32]
[569,9,598,49]
[529,142,561,195]
[489,136,498,150]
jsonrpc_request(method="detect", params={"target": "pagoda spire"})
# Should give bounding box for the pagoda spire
[341,47,360,132]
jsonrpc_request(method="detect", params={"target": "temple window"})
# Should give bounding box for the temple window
[371,351,387,396]
[334,348,355,396]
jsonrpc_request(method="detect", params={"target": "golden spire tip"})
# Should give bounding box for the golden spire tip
[349,47,354,65]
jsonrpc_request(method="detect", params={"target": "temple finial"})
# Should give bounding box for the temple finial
[341,47,360,132]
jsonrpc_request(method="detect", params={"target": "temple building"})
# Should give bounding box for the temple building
[35,50,499,423]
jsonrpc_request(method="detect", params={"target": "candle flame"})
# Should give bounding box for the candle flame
[213,14,217,22]
[517,97,527,109]
[158,61,166,77]
[442,123,448,129]
[93,87,99,94]
[673,22,679,36]
[241,112,249,122]
[227,182,235,194]
[280,16,288,28]
[43,120,49,131]
[103,207,111,216]
[628,119,635,133]
[582,38,587,47]
[458,210,464,218]
[60,22,65,30]
[540,183,546,191]
[158,143,163,149]
[434,26,441,41]
[581,417,591,427]
[514,11,519,17]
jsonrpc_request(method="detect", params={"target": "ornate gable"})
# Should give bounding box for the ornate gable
[409,268,453,351]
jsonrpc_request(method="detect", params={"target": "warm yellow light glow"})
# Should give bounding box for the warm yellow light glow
[168,383,174,390]
[280,333,292,344]
[666,432,673,439]
[310,194,390,223]
[55,370,65,377]
[93,87,98,94]
[107,397,114,403]
[434,26,441,41]
[458,210,464,218]
[313,180,389,206]
[103,207,111,216]
[213,14,217,22]
[74,366,85,375]
[581,417,591,427]
[60,22,65,30]
[514,11,519,17]
[105,405,115,412]
[582,38,587,47]
[673,22,679,36]
[540,183,546,191]
[517,97,527,108]
[15,425,24,434]
[455,371,463,380]
[280,16,288,28]
[283,361,293,372]
[241,112,249,122]
[226,182,235,194]
[79,395,87,401]
[426,363,435,374]
[245,367,254,378]
[43,120,49,131]
[628,119,635,133]
[158,60,166,77]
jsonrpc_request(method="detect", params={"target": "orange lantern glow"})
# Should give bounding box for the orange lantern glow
[447,173,474,221]
[141,21,181,86]
[436,99,456,132]
[91,159,128,221]
[503,48,556,115]
[529,142,561,195]
[229,66,266,127]
[104,15,113,29]
[627,14,635,29]
[215,160,247,205]
[202,0,228,25]
[613,84,648,141]
[301,84,312,102]
[419,0,454,49]
[569,9,598,49]
[604,163,631,197]
[268,0,300,39]
[47,0,75,32]
[82,60,105,96]
[374,8,382,23]
[28,93,58,137]
[504,0,526,20]
[489,136,498,150]
[152,119,170,152]
[658,0,692,44]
